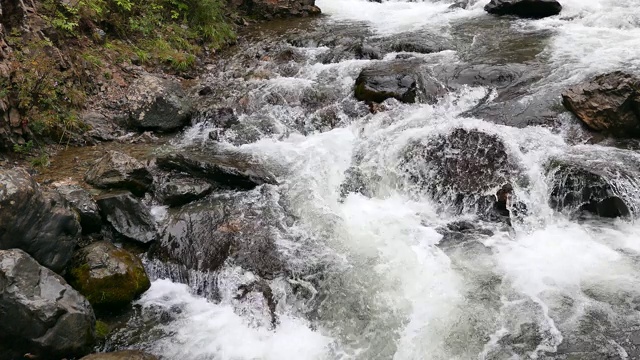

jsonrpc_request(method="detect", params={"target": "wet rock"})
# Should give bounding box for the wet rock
[547,158,631,218]
[400,128,518,216]
[67,241,151,309]
[382,32,452,54]
[149,188,285,279]
[96,192,157,245]
[318,42,383,64]
[233,0,321,19]
[484,0,562,19]
[155,175,214,207]
[0,168,81,273]
[562,71,640,138]
[80,351,159,360]
[85,150,153,196]
[355,60,446,104]
[126,74,193,132]
[200,107,240,142]
[156,145,277,190]
[56,184,102,234]
[0,249,95,360]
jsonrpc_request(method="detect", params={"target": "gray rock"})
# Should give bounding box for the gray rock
[96,192,157,245]
[156,145,277,190]
[67,241,151,308]
[0,168,81,272]
[82,111,119,141]
[562,71,640,138]
[232,0,321,19]
[0,249,95,360]
[149,189,284,279]
[126,74,193,132]
[355,60,447,104]
[484,0,562,19]
[56,184,102,234]
[155,175,214,207]
[85,150,153,196]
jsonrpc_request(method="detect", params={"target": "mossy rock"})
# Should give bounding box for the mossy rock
[68,241,151,309]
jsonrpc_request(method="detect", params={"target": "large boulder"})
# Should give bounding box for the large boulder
[67,241,151,309]
[80,351,158,360]
[126,74,193,132]
[484,0,562,19]
[354,60,446,104]
[0,168,81,273]
[96,192,157,245]
[399,128,518,217]
[0,249,95,360]
[155,145,277,190]
[149,189,285,279]
[55,184,102,234]
[547,157,633,218]
[232,0,321,19]
[85,150,153,196]
[562,71,640,138]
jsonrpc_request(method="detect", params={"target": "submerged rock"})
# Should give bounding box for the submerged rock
[156,145,277,190]
[354,60,446,104]
[484,0,562,19]
[0,168,81,273]
[400,128,518,218]
[96,192,157,245]
[155,175,214,207]
[0,249,95,360]
[56,184,102,234]
[547,159,631,218]
[68,241,151,309]
[80,351,159,360]
[85,150,153,196]
[562,71,640,138]
[126,74,193,132]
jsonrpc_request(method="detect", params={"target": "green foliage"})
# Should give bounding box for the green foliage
[29,153,50,168]
[13,141,35,154]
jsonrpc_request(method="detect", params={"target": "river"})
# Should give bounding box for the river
[107,0,640,359]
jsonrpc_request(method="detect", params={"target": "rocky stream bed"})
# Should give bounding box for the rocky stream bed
[2,0,640,359]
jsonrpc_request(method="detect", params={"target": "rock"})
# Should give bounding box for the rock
[149,189,284,279]
[56,184,102,234]
[233,0,321,19]
[382,32,452,54]
[96,192,157,245]
[67,241,151,308]
[0,249,95,360]
[484,0,562,19]
[354,60,446,104]
[155,175,214,207]
[562,72,640,138]
[85,150,153,196]
[0,168,81,273]
[82,111,119,141]
[400,128,518,217]
[547,159,631,218]
[126,74,193,132]
[156,145,277,190]
[80,351,159,360]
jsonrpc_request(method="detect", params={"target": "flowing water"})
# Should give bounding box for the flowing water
[111,0,640,359]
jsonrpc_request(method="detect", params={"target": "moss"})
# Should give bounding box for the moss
[68,249,151,309]
[95,320,110,340]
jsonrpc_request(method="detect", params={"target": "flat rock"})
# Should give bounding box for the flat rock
[85,150,153,196]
